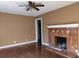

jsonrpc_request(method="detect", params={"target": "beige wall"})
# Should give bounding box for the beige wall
[0,13,35,46]
[38,2,79,43]
[0,2,79,46]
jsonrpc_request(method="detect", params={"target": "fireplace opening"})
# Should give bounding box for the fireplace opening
[55,36,67,50]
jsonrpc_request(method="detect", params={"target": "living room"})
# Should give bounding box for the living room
[0,0,78,58]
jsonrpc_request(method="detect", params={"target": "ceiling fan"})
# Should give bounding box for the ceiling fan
[18,1,45,11]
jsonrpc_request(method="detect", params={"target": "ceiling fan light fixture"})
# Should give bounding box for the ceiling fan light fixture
[18,1,45,11]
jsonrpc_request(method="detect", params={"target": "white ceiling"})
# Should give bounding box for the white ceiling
[0,1,77,17]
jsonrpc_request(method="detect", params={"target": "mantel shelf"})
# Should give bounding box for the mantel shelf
[47,23,79,28]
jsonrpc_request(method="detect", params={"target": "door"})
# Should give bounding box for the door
[35,18,42,46]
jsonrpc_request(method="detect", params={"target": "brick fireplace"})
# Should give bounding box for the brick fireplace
[48,24,78,53]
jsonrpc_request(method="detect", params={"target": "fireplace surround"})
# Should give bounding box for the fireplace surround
[48,24,79,53]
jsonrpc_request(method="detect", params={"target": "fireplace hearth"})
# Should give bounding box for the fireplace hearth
[55,36,67,50]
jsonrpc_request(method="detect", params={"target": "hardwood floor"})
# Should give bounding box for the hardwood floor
[0,42,64,58]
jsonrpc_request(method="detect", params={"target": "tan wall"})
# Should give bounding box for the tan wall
[38,2,79,43]
[0,13,35,46]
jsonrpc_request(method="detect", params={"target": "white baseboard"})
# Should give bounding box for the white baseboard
[42,42,62,51]
[49,46,62,51]
[0,40,36,50]
[42,42,49,46]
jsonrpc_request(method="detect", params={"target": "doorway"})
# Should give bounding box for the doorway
[35,18,43,46]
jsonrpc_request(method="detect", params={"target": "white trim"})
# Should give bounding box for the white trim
[42,43,62,51]
[0,40,36,50]
[35,18,43,44]
[47,23,79,28]
[42,43,49,46]
[49,45,62,51]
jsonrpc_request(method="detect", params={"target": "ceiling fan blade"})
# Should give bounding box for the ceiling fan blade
[29,1,33,5]
[34,7,39,11]
[26,8,30,11]
[36,5,44,7]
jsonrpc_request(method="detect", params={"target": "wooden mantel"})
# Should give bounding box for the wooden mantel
[47,23,79,28]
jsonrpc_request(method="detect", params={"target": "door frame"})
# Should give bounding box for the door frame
[35,18,43,44]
